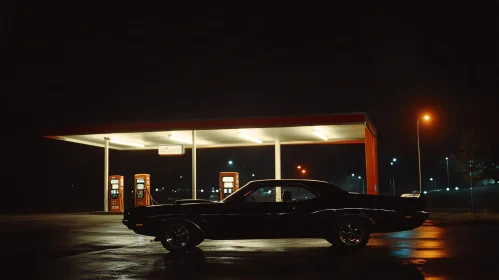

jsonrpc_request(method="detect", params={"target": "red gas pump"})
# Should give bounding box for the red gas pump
[219,172,239,200]
[134,174,151,207]
[108,175,124,212]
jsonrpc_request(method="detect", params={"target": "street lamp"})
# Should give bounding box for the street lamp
[390,159,396,196]
[228,160,233,165]
[430,177,436,190]
[351,173,355,177]
[417,114,431,193]
[445,157,450,190]
[358,176,365,194]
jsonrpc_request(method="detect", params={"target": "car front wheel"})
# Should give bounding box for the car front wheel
[161,222,198,252]
[327,218,370,251]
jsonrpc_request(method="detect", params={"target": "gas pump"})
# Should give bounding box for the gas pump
[108,175,124,212]
[219,172,239,200]
[134,174,151,207]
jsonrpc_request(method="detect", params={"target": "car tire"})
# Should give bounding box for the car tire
[328,217,370,251]
[160,221,199,253]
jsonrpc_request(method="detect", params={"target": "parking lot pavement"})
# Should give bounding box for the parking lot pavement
[1,214,499,279]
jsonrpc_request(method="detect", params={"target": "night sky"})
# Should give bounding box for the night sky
[4,3,498,212]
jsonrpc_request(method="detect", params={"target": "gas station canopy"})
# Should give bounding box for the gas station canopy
[43,113,379,211]
[44,113,375,150]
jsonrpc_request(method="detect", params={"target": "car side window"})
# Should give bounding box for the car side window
[281,184,317,202]
[244,186,276,202]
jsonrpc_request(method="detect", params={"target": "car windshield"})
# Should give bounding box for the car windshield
[222,183,252,203]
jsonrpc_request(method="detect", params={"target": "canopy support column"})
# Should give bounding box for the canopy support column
[275,140,281,201]
[365,127,379,195]
[104,137,109,211]
[192,130,197,200]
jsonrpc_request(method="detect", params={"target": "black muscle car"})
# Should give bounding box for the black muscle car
[122,179,429,252]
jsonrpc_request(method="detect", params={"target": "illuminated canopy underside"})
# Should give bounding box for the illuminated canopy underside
[44,113,376,150]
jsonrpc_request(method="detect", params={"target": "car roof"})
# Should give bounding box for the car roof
[248,179,332,184]
[245,179,348,196]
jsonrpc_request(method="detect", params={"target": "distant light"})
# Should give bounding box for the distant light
[423,115,430,121]
[155,188,158,192]
[446,157,449,160]
[446,187,450,191]
[430,178,433,181]
[423,191,427,194]
[252,174,255,177]
[302,169,306,174]
[392,158,397,162]
[455,187,459,190]
[351,173,355,177]
[312,130,328,141]
[268,190,272,194]
[358,176,361,179]
[228,160,233,165]
[200,189,204,192]
[390,162,394,166]
[180,176,182,179]
[297,165,302,169]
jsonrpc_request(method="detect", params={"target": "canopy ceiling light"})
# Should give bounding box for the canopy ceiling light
[237,131,262,143]
[109,139,145,148]
[312,130,328,140]
[169,134,192,144]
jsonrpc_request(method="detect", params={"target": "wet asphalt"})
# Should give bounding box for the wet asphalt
[1,214,498,279]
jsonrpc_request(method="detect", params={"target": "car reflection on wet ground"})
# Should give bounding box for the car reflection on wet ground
[1,214,498,279]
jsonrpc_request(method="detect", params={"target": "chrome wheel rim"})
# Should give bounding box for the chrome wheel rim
[165,224,190,248]
[339,221,363,246]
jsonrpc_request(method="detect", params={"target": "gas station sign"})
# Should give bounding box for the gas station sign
[158,145,185,155]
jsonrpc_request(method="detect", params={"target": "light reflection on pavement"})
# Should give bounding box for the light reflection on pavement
[1,214,499,279]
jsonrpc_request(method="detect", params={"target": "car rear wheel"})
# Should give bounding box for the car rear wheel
[327,217,370,251]
[161,222,200,252]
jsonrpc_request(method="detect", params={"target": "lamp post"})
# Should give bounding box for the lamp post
[430,177,436,191]
[391,158,397,196]
[417,114,430,193]
[358,176,365,194]
[445,157,450,190]
[470,161,474,213]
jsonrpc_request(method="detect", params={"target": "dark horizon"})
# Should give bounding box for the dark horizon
[4,4,498,213]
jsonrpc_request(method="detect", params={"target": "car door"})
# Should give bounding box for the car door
[280,183,324,237]
[217,183,291,239]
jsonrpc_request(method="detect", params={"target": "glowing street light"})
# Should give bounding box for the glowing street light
[301,169,306,174]
[228,160,233,165]
[417,113,431,193]
[392,158,397,162]
[445,157,450,190]
[351,173,355,177]
[297,165,302,169]
[430,177,436,190]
